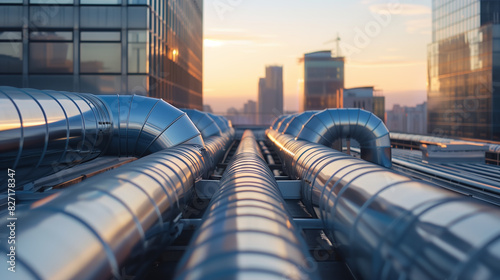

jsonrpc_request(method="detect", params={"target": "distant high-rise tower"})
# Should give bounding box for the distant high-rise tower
[303,50,344,111]
[0,0,203,110]
[428,0,500,140]
[258,66,283,125]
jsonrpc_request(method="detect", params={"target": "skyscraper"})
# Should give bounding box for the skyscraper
[343,86,385,122]
[428,0,500,140]
[303,50,344,111]
[258,65,283,125]
[0,0,203,110]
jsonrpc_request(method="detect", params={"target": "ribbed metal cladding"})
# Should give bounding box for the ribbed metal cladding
[0,87,206,188]
[181,109,223,138]
[0,131,232,280]
[276,114,296,133]
[267,129,500,280]
[98,95,204,157]
[294,108,392,168]
[175,130,320,280]
[271,115,287,130]
[283,111,318,136]
[0,87,112,188]
[207,112,231,132]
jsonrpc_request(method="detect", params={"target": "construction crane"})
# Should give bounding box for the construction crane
[324,33,342,57]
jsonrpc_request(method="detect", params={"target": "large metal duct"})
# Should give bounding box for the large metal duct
[0,87,205,188]
[98,95,204,157]
[283,111,318,136]
[207,112,230,132]
[295,109,392,168]
[271,115,287,130]
[0,133,232,280]
[175,130,320,280]
[276,114,296,133]
[0,87,112,188]
[181,109,222,138]
[267,129,500,280]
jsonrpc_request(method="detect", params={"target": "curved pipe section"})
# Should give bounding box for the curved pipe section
[267,129,500,280]
[296,109,392,168]
[175,130,319,280]
[99,95,204,157]
[181,109,222,139]
[0,132,232,280]
[276,114,296,133]
[206,112,230,132]
[0,87,112,188]
[283,111,318,137]
[271,115,287,130]
[0,87,205,188]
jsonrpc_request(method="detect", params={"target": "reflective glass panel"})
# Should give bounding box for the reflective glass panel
[30,31,72,41]
[128,30,147,73]
[80,75,121,94]
[0,42,22,73]
[0,31,21,41]
[81,31,120,42]
[30,0,73,3]
[80,43,121,73]
[80,0,120,4]
[29,42,73,73]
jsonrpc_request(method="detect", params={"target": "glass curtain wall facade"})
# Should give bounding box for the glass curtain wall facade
[0,0,203,110]
[258,65,283,125]
[428,0,500,140]
[303,50,344,111]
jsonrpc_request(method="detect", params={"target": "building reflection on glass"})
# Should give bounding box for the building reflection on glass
[0,0,203,110]
[428,0,500,140]
[303,50,344,111]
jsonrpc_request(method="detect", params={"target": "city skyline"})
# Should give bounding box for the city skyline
[203,0,432,113]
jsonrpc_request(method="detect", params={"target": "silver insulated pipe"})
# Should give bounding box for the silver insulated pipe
[282,111,318,136]
[98,95,204,157]
[0,133,232,280]
[267,129,500,280]
[276,114,296,133]
[181,109,223,138]
[175,130,320,280]
[271,115,287,130]
[0,87,205,188]
[0,87,112,188]
[293,109,392,168]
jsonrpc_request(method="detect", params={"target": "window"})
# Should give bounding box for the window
[30,0,73,3]
[0,31,22,73]
[80,0,120,4]
[80,75,121,94]
[128,30,147,73]
[29,42,73,73]
[80,7,121,28]
[30,31,73,41]
[0,0,23,3]
[128,0,147,5]
[81,31,120,42]
[29,30,73,73]
[80,31,121,73]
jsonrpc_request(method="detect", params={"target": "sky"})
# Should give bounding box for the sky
[203,0,432,113]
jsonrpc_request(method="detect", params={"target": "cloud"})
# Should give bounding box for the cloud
[406,18,432,35]
[370,3,431,15]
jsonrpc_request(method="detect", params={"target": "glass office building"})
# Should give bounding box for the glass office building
[0,0,203,110]
[428,0,500,140]
[303,50,344,111]
[258,65,283,125]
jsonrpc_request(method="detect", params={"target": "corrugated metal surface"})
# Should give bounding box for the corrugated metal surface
[175,130,320,280]
[267,129,500,280]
